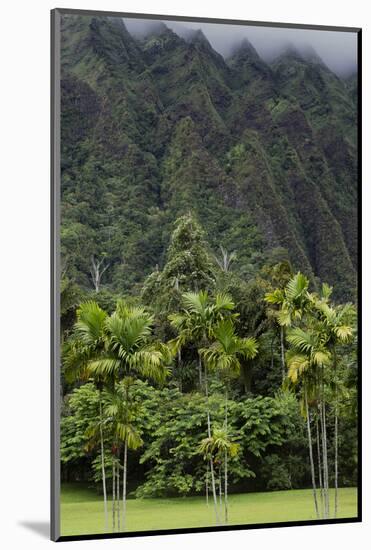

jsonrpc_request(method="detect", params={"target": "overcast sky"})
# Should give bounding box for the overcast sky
[124,18,357,77]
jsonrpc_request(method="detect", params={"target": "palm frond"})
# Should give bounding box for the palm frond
[335,325,353,342]
[286,327,314,354]
[214,293,235,312]
[182,291,208,314]
[75,301,107,346]
[285,272,309,302]
[264,289,285,305]
[287,353,309,384]
[88,358,121,377]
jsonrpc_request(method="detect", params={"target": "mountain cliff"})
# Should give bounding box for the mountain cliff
[60,15,358,300]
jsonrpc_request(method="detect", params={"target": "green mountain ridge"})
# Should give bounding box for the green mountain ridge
[60,14,357,300]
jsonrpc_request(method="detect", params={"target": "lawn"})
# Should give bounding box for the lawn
[60,483,358,536]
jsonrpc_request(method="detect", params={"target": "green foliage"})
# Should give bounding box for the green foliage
[60,14,357,302]
[130,383,308,497]
[59,16,358,505]
[61,383,100,465]
[142,214,216,311]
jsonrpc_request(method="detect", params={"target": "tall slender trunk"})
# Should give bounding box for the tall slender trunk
[198,355,203,389]
[280,326,285,382]
[99,398,108,532]
[224,448,228,524]
[334,407,339,518]
[219,469,223,520]
[316,415,324,518]
[209,457,220,525]
[304,388,319,519]
[205,462,209,506]
[224,387,229,524]
[122,439,127,531]
[204,358,220,524]
[319,369,329,519]
[117,462,120,531]
[333,349,339,518]
[112,461,116,531]
[322,399,330,518]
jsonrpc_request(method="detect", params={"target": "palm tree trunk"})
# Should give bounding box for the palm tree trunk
[224,387,229,524]
[99,399,108,532]
[224,448,228,524]
[319,370,329,520]
[204,359,220,524]
[205,462,209,506]
[280,326,285,382]
[322,399,330,518]
[333,350,339,518]
[334,406,339,518]
[219,469,223,520]
[316,415,324,518]
[198,355,203,389]
[122,439,127,531]
[304,388,319,519]
[112,461,116,531]
[209,457,220,525]
[117,463,120,531]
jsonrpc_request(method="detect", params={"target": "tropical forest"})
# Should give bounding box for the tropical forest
[59,13,358,536]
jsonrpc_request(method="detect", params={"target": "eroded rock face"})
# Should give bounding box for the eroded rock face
[60,14,357,300]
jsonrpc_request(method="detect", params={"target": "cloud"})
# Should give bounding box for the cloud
[124,17,357,77]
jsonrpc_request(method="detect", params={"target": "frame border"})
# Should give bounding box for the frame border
[51,7,61,543]
[51,7,362,542]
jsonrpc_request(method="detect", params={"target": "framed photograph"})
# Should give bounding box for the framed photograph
[51,8,361,542]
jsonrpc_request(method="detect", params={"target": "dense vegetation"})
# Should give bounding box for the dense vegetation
[59,15,358,534]
[60,15,357,301]
[61,214,357,532]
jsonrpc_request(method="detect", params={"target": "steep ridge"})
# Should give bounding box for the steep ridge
[60,15,358,300]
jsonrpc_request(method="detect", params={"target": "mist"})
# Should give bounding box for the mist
[124,17,357,77]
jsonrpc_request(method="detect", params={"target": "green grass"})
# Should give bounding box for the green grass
[60,483,358,536]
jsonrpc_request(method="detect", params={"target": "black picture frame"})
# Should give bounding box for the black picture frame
[51,7,362,542]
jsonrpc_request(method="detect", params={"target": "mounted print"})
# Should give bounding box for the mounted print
[51,8,361,541]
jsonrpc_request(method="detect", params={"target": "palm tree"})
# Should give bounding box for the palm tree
[87,302,170,531]
[198,426,239,524]
[169,291,236,523]
[169,291,236,388]
[63,301,109,531]
[104,378,143,531]
[200,319,258,523]
[312,291,355,517]
[68,300,170,532]
[265,272,310,382]
[88,301,170,386]
[286,324,332,519]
